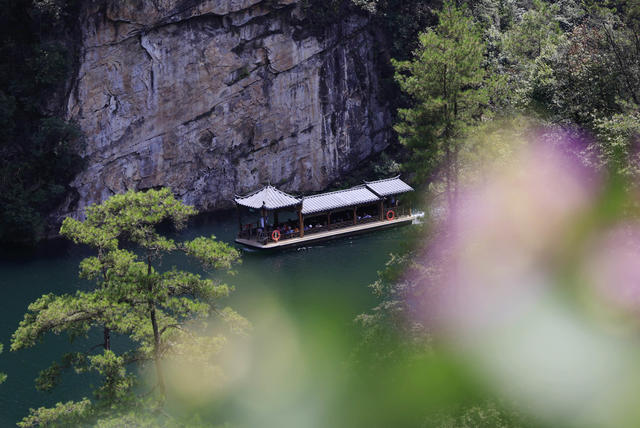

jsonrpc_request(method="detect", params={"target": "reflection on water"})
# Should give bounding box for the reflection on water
[0,211,414,426]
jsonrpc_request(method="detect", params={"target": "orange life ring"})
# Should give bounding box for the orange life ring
[386,209,395,221]
[271,230,281,242]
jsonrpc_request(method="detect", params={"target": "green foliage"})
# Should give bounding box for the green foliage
[432,401,527,428]
[372,152,401,177]
[376,0,640,186]
[299,0,352,32]
[547,6,638,125]
[552,23,617,123]
[0,0,83,243]
[183,236,240,271]
[12,189,248,426]
[352,0,436,60]
[499,0,565,113]
[355,251,429,361]
[392,1,490,194]
[501,1,563,62]
[17,399,92,428]
[11,291,111,351]
[355,1,640,426]
[470,0,640,126]
[592,113,640,179]
[91,411,231,428]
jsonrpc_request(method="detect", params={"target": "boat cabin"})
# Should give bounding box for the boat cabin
[234,176,416,250]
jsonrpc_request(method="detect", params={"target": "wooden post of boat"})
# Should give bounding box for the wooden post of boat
[237,204,242,233]
[353,207,357,225]
[260,205,266,232]
[298,205,304,238]
[379,200,384,221]
[327,212,331,228]
[274,210,279,228]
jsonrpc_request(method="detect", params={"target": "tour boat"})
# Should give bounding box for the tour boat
[234,176,418,250]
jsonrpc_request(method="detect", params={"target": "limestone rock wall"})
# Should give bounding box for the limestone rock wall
[62,0,392,216]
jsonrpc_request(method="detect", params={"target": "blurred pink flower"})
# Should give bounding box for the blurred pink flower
[586,225,640,314]
[412,134,599,335]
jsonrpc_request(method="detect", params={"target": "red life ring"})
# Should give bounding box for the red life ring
[271,230,281,242]
[386,209,395,221]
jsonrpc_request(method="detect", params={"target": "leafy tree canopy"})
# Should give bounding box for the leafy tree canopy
[392,0,490,204]
[11,188,249,427]
[0,0,83,244]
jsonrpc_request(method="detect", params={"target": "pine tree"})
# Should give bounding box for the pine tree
[11,188,248,426]
[393,0,489,210]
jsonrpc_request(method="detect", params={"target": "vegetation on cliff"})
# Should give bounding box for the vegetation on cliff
[0,0,83,244]
[351,0,640,187]
[355,0,640,425]
[393,2,490,207]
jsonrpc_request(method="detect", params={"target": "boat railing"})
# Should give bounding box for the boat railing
[237,227,260,241]
[357,216,379,225]
[238,206,413,245]
[382,206,411,219]
[306,219,354,235]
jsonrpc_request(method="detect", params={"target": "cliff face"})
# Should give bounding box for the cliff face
[62,0,392,217]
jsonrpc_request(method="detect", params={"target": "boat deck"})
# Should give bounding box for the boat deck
[235,214,418,250]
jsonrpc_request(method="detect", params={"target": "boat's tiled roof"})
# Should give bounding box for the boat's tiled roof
[234,185,301,210]
[364,176,414,197]
[302,186,380,215]
[235,177,413,213]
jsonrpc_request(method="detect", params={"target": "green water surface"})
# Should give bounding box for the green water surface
[0,212,413,426]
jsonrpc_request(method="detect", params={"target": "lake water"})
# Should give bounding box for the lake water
[0,212,415,426]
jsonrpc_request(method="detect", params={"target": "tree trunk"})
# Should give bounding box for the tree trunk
[103,327,111,350]
[452,99,459,213]
[446,145,454,215]
[603,22,640,105]
[298,207,304,237]
[443,65,455,216]
[101,262,111,350]
[147,255,166,398]
[150,304,165,398]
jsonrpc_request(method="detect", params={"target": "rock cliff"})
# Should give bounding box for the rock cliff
[62,0,392,217]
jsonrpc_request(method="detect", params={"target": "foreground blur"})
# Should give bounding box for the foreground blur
[151,130,640,428]
[411,132,640,428]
